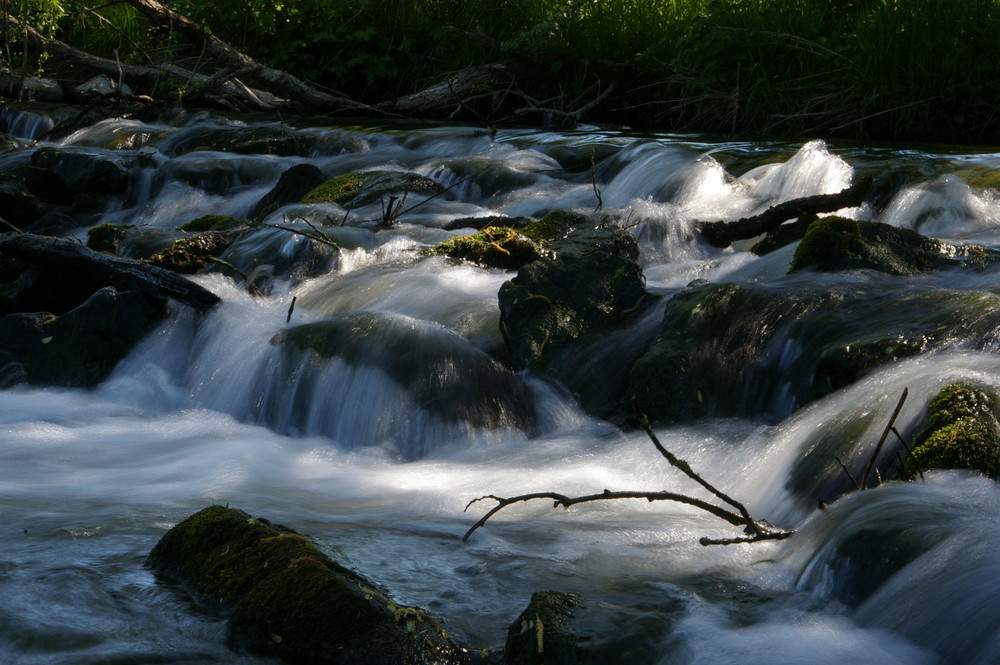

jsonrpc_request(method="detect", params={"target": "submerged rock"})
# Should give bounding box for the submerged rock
[905,383,1000,478]
[148,505,471,665]
[282,311,536,436]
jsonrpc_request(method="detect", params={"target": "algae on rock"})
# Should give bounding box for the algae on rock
[148,505,471,665]
[906,383,1000,478]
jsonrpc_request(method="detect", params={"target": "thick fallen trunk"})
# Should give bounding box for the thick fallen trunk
[0,232,221,311]
[698,175,873,248]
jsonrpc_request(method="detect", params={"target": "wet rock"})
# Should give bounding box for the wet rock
[302,170,444,208]
[627,282,1000,425]
[170,125,313,156]
[498,224,647,371]
[178,214,249,233]
[905,383,1000,478]
[425,226,550,270]
[249,163,325,221]
[31,146,131,199]
[86,222,132,254]
[146,230,245,274]
[148,505,471,665]
[0,286,167,387]
[788,216,987,274]
[282,310,536,433]
[503,590,681,665]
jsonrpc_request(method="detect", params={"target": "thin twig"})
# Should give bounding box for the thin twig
[861,387,909,490]
[834,456,861,490]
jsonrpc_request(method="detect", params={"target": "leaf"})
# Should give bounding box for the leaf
[40,336,53,344]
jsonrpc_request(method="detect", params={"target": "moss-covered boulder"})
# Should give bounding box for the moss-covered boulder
[789,216,984,274]
[905,383,1000,478]
[425,226,549,270]
[0,286,167,387]
[505,592,585,665]
[302,170,444,208]
[499,225,647,371]
[169,126,314,156]
[86,222,132,254]
[146,230,245,274]
[178,214,249,233]
[148,505,471,665]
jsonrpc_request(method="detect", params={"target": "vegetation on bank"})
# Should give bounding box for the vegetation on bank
[4,0,1000,141]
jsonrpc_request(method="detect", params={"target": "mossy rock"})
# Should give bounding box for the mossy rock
[498,225,647,371]
[86,223,132,254]
[904,383,1000,478]
[425,226,549,270]
[148,505,470,665]
[505,592,585,665]
[518,210,585,244]
[170,126,313,156]
[178,215,248,233]
[250,163,326,221]
[790,216,955,275]
[146,230,245,274]
[301,170,444,208]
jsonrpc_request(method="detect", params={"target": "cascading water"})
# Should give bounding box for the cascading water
[2,105,1000,664]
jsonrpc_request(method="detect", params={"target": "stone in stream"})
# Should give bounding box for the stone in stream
[148,505,471,665]
[301,169,444,209]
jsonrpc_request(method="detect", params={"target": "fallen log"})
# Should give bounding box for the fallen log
[0,232,221,311]
[698,175,873,248]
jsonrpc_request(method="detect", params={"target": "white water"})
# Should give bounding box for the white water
[4,108,1000,663]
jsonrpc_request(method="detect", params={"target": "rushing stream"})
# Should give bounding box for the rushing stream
[2,105,1000,664]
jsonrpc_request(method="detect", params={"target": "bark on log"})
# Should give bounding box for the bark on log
[698,175,873,248]
[0,233,221,311]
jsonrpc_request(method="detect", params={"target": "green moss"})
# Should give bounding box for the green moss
[905,383,1000,478]
[301,172,365,205]
[148,506,470,664]
[518,210,587,244]
[424,225,548,269]
[146,231,243,274]
[179,215,248,233]
[86,223,131,254]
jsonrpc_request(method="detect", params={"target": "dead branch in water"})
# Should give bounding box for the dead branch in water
[462,407,794,545]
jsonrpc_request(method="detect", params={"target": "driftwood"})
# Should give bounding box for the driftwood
[698,174,873,248]
[0,233,220,311]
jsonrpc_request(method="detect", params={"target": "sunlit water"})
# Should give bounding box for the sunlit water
[3,107,1000,663]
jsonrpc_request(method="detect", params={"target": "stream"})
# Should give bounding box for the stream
[2,105,1000,664]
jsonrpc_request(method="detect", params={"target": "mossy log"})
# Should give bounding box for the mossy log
[148,505,472,665]
[0,232,220,311]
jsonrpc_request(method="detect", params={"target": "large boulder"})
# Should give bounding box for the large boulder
[425,226,550,270]
[148,505,471,665]
[627,282,1000,424]
[301,170,444,208]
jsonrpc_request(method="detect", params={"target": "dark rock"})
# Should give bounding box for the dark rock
[905,383,1000,478]
[148,505,471,665]
[0,286,167,387]
[146,230,245,274]
[504,592,585,665]
[86,222,132,254]
[249,163,326,221]
[170,125,313,156]
[788,216,988,274]
[498,224,647,371]
[628,282,1000,425]
[283,311,536,434]
[0,232,221,312]
[31,146,130,198]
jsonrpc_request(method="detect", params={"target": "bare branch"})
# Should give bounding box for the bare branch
[861,387,908,489]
